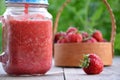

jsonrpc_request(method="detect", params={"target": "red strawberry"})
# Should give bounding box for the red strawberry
[81,54,104,75]
[81,32,89,39]
[66,27,78,34]
[66,32,82,43]
[92,30,103,42]
[83,37,97,43]
[54,32,66,43]
[57,37,68,43]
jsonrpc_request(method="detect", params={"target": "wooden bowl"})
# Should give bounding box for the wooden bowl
[54,43,113,67]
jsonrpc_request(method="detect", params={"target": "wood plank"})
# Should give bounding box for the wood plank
[0,61,64,80]
[64,56,120,80]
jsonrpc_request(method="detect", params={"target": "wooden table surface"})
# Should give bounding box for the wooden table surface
[0,57,120,80]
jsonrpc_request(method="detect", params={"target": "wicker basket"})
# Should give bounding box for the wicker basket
[53,0,116,67]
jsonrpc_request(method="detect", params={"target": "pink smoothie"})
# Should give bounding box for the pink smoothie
[3,15,52,75]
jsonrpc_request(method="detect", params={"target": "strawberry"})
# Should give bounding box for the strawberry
[66,27,78,34]
[57,37,68,43]
[54,32,66,43]
[83,37,97,43]
[81,54,104,75]
[81,32,89,39]
[66,32,82,43]
[92,30,103,42]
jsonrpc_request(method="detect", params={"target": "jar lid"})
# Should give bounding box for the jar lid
[7,0,49,4]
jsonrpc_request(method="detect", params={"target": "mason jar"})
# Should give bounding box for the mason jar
[0,0,53,75]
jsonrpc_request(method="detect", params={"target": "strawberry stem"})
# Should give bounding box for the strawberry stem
[81,54,90,68]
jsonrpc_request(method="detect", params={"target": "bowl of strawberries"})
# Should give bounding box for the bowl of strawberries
[54,27,113,67]
[53,0,116,67]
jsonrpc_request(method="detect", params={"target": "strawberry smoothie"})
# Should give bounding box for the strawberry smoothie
[3,14,52,75]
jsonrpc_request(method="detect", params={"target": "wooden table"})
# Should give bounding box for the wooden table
[0,57,120,80]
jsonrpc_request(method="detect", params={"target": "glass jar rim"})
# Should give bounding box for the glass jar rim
[6,2,48,8]
[6,0,49,5]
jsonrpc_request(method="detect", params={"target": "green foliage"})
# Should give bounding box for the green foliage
[49,0,111,39]
[0,0,6,51]
[0,0,6,15]
[115,33,120,49]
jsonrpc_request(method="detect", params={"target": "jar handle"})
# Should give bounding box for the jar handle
[0,16,3,23]
[0,52,6,62]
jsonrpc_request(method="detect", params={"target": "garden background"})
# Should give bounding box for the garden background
[0,0,120,55]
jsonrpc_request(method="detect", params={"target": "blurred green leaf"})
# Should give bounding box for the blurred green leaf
[115,33,120,50]
[0,0,6,15]
[90,7,103,25]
